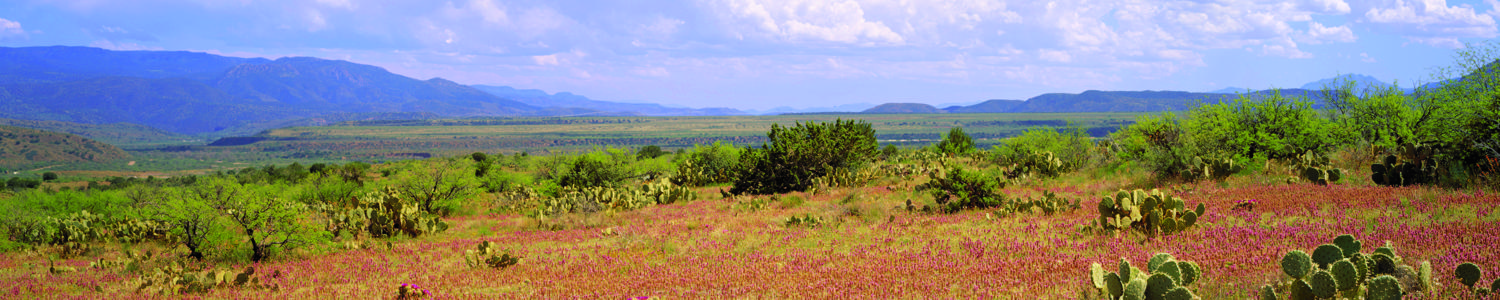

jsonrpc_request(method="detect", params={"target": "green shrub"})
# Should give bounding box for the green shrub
[1185,90,1341,161]
[934,126,974,155]
[993,123,1093,173]
[730,119,878,195]
[918,166,1006,213]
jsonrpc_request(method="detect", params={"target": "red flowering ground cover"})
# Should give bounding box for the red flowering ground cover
[3,181,1497,299]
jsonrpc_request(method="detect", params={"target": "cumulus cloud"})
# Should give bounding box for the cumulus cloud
[1363,0,1498,47]
[715,0,905,46]
[1300,21,1357,44]
[0,18,26,39]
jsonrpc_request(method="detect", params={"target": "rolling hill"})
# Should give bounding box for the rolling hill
[0,46,566,135]
[0,125,131,169]
[0,118,192,146]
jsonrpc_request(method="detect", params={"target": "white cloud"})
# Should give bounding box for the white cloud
[315,0,355,10]
[88,39,163,51]
[469,0,511,27]
[715,0,905,46]
[633,67,671,77]
[1361,52,1377,63]
[1300,21,1357,44]
[0,18,26,39]
[1038,49,1072,63]
[532,54,559,66]
[1363,0,1498,46]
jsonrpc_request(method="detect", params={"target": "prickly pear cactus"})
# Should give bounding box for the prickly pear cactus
[1458,262,1483,289]
[1282,250,1313,279]
[1095,189,1204,237]
[1366,275,1403,300]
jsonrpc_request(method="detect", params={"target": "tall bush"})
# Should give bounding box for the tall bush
[934,126,974,155]
[730,119,878,195]
[1184,90,1341,161]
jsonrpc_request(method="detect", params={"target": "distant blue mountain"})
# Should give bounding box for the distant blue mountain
[0,46,585,134]
[470,85,743,116]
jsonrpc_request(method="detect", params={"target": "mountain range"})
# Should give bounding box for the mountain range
[0,46,1442,138]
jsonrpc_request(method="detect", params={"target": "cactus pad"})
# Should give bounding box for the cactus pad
[1312,244,1345,269]
[1458,262,1483,289]
[1259,285,1277,300]
[1146,273,1176,300]
[1372,253,1397,275]
[1120,258,1134,281]
[1331,259,1358,291]
[1106,272,1124,298]
[1090,263,1106,289]
[1367,275,1403,300]
[1162,287,1194,300]
[1157,260,1183,285]
[1309,270,1337,298]
[1149,253,1175,273]
[1290,279,1315,300]
[1180,261,1200,286]
[1333,234,1361,257]
[1282,250,1313,279]
[1123,278,1147,300]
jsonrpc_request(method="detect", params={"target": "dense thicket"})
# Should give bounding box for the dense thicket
[730,119,878,195]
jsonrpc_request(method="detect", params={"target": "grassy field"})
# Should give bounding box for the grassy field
[4,155,1498,298]
[224,113,1141,157]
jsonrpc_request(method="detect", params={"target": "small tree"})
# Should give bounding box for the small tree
[637,145,666,160]
[935,126,974,155]
[391,158,478,216]
[205,179,313,263]
[41,172,58,182]
[128,184,223,260]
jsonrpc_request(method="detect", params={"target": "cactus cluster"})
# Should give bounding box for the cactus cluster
[1003,150,1065,180]
[1094,189,1205,237]
[3,210,113,257]
[1291,151,1343,185]
[325,187,449,239]
[134,263,276,295]
[1370,155,1436,187]
[784,214,824,228]
[529,179,699,218]
[1260,234,1439,299]
[1087,253,1203,300]
[1183,156,1243,182]
[463,241,521,269]
[1011,190,1083,216]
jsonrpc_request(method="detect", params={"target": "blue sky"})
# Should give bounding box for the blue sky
[2,0,1498,110]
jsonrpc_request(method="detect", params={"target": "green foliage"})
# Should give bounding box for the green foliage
[935,126,974,155]
[881,144,899,159]
[41,172,58,181]
[1001,150,1066,180]
[919,166,1005,213]
[1185,90,1340,161]
[206,179,317,263]
[671,141,742,187]
[556,148,636,189]
[730,119,878,195]
[1334,234,1362,257]
[636,145,666,160]
[1094,189,1203,237]
[388,158,479,216]
[1123,278,1147,300]
[993,124,1093,175]
[1260,285,1278,300]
